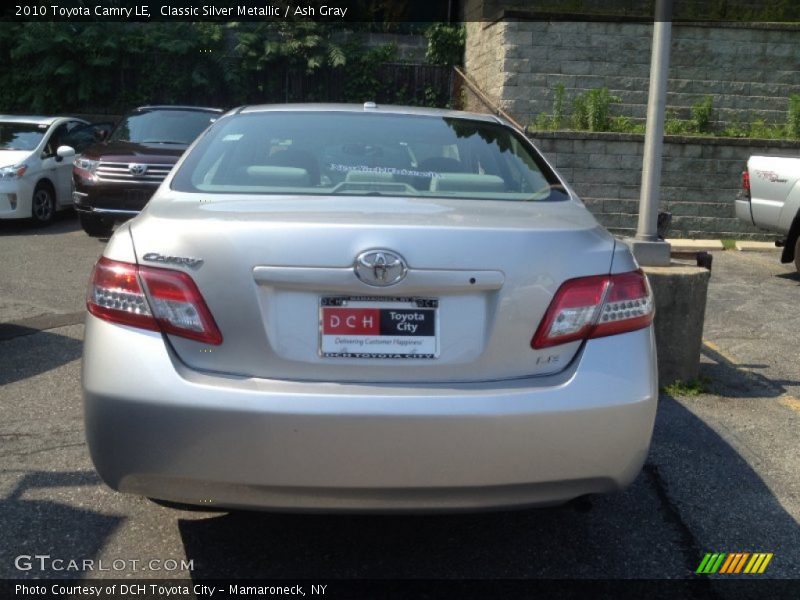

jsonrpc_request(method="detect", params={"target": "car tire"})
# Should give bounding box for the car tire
[79,213,113,238]
[794,236,800,273]
[30,182,56,226]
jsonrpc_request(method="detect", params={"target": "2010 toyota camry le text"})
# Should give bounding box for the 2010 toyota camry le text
[82,103,658,512]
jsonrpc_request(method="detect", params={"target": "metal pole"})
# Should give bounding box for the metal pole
[628,0,672,266]
[637,0,672,241]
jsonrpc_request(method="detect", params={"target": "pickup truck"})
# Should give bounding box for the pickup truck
[736,156,800,272]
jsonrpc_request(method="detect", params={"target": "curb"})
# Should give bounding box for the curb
[734,241,781,252]
[666,239,723,253]
[664,239,781,253]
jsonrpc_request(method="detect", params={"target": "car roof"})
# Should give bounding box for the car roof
[0,115,71,126]
[134,105,223,113]
[236,103,505,124]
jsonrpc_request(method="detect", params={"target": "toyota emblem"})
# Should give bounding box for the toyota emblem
[128,163,148,176]
[354,250,407,287]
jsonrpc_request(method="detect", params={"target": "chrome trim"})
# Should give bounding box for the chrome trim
[354,249,407,287]
[91,179,162,185]
[253,266,504,293]
[95,161,173,183]
[83,207,141,216]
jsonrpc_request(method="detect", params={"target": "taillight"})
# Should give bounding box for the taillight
[87,257,223,345]
[531,270,653,349]
[87,258,159,332]
[741,170,750,199]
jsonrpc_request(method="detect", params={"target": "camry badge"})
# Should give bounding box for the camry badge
[142,252,204,269]
[128,163,148,176]
[355,249,407,286]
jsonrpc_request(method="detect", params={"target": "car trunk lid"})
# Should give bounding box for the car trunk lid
[129,194,617,383]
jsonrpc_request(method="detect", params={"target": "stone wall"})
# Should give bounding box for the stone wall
[531,131,800,240]
[464,19,800,129]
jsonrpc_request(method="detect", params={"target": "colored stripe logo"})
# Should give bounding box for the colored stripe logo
[696,552,773,574]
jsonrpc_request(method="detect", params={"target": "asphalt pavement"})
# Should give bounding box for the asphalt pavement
[0,215,798,592]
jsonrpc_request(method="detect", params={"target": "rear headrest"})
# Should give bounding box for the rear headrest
[345,170,395,183]
[264,148,320,184]
[243,166,311,187]
[430,173,505,193]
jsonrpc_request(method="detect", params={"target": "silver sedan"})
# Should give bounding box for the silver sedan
[82,104,657,512]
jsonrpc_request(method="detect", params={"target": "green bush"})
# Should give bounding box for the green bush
[571,87,620,132]
[424,24,465,67]
[787,94,800,139]
[550,83,566,129]
[531,87,800,141]
[0,23,233,113]
[720,114,749,138]
[0,22,455,113]
[690,95,714,133]
[533,112,552,131]
[748,119,785,140]
[340,42,398,103]
[608,116,645,134]
[664,109,693,135]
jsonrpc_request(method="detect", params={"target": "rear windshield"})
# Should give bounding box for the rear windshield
[0,122,47,151]
[109,110,217,145]
[171,112,568,202]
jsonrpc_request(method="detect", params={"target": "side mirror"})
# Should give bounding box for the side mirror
[56,146,76,162]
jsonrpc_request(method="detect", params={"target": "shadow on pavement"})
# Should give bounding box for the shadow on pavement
[775,271,799,284]
[174,397,799,582]
[0,211,79,236]
[0,470,122,579]
[701,344,800,399]
[0,329,83,385]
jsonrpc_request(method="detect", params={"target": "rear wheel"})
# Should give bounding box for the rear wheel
[79,212,113,238]
[794,236,800,273]
[30,183,56,226]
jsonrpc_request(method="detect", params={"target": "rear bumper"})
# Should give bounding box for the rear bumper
[735,196,753,225]
[83,315,658,512]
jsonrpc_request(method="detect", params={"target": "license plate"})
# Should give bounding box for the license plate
[123,189,152,208]
[320,297,438,359]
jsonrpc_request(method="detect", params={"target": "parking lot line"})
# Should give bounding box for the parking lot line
[703,339,800,414]
[777,396,800,415]
[701,339,738,365]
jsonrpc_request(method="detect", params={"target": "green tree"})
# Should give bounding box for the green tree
[233,21,347,74]
[424,24,465,67]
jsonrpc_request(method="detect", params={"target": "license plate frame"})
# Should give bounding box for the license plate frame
[319,296,439,359]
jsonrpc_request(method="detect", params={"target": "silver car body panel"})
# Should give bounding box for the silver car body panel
[83,314,657,512]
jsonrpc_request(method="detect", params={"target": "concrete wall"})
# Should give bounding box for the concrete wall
[464,18,800,129]
[531,131,800,240]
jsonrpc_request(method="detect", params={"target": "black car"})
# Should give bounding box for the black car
[73,105,222,237]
